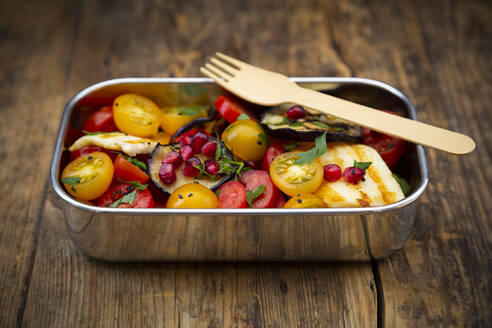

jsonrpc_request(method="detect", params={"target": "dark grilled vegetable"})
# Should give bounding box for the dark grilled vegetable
[147,140,234,195]
[170,110,219,143]
[261,105,362,143]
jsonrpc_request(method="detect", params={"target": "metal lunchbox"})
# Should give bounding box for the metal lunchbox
[50,77,428,262]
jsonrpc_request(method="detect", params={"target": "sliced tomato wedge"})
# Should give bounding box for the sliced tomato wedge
[113,154,149,183]
[70,146,116,161]
[82,106,118,133]
[260,142,286,171]
[239,170,280,208]
[362,111,406,167]
[214,95,258,123]
[97,183,155,208]
[217,181,247,208]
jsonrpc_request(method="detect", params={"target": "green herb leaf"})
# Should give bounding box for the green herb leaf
[294,132,327,165]
[61,176,81,192]
[284,141,298,152]
[246,185,266,207]
[392,174,411,195]
[237,113,251,120]
[273,117,289,125]
[193,164,216,180]
[110,189,137,208]
[353,160,372,170]
[311,121,330,129]
[215,189,221,196]
[215,135,222,161]
[82,130,105,136]
[175,105,208,116]
[289,121,304,128]
[258,133,269,146]
[117,178,148,190]
[333,126,347,132]
[123,154,147,171]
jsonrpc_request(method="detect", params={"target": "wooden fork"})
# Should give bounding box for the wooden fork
[200,52,475,155]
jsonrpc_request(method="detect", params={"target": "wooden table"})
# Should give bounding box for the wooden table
[1,0,490,326]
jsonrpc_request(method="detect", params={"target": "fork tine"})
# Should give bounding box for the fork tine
[200,67,229,88]
[215,52,247,69]
[204,63,230,81]
[210,57,237,76]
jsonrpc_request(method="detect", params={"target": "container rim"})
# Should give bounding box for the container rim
[50,77,428,216]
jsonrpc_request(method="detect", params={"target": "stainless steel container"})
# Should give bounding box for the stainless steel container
[50,77,428,262]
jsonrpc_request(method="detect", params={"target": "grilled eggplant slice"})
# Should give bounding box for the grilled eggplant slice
[148,140,234,195]
[170,110,221,143]
[261,105,362,143]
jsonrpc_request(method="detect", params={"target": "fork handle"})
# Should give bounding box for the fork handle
[289,87,475,155]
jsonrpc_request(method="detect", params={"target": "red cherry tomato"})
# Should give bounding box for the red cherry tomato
[362,110,406,167]
[274,193,286,208]
[214,95,258,123]
[83,106,119,132]
[70,146,116,161]
[239,170,280,208]
[260,142,286,171]
[97,183,155,208]
[217,181,247,208]
[78,96,115,107]
[113,154,149,183]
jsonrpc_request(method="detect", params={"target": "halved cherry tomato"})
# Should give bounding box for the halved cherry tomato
[97,183,155,208]
[70,146,115,161]
[82,106,118,133]
[160,105,208,136]
[274,193,286,208]
[222,119,267,162]
[260,142,286,171]
[61,152,114,200]
[270,151,324,197]
[113,94,161,137]
[214,95,258,123]
[362,110,406,167]
[166,183,218,208]
[283,194,326,208]
[217,181,247,208]
[114,154,149,183]
[239,170,280,208]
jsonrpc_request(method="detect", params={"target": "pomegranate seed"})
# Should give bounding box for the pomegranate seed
[162,151,183,166]
[205,159,220,175]
[286,105,306,120]
[244,161,258,169]
[201,141,217,157]
[180,135,193,147]
[323,164,342,182]
[179,144,194,161]
[159,163,176,185]
[190,132,209,152]
[343,166,366,184]
[182,157,201,177]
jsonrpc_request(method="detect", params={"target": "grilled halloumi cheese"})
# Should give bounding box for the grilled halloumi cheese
[315,143,404,207]
[68,132,157,157]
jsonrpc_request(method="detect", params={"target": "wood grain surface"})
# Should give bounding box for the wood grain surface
[0,0,490,327]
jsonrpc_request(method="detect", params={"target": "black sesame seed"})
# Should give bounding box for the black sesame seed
[178,194,183,199]
[147,142,151,145]
[115,103,119,106]
[188,193,193,197]
[297,199,302,203]
[257,141,262,145]
[88,156,93,160]
[297,193,301,197]
[194,181,199,184]
[361,177,366,182]
[105,202,111,207]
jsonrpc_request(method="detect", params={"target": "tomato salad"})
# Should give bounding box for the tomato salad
[61,93,410,209]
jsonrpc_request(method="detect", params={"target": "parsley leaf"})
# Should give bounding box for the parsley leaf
[110,189,137,208]
[392,174,411,195]
[311,121,330,129]
[237,113,251,120]
[117,179,148,190]
[246,185,265,207]
[193,164,217,180]
[175,105,208,116]
[215,135,222,161]
[353,160,372,170]
[258,133,269,146]
[273,117,289,125]
[289,121,304,128]
[294,132,327,165]
[82,130,105,136]
[215,189,221,196]
[122,154,147,171]
[61,177,81,192]
[284,141,298,151]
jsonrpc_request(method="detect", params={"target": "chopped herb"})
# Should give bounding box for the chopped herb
[392,174,411,195]
[61,177,81,192]
[353,160,372,170]
[289,121,304,128]
[258,133,269,146]
[117,178,148,190]
[246,185,266,207]
[284,141,298,151]
[215,189,221,196]
[215,134,222,161]
[122,154,147,171]
[311,121,330,129]
[272,117,289,125]
[82,130,105,136]
[217,158,251,177]
[193,164,216,180]
[175,105,208,116]
[237,113,251,120]
[333,127,347,132]
[110,189,136,208]
[294,132,328,165]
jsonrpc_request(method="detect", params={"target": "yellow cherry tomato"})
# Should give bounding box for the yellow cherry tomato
[151,131,171,145]
[270,151,323,197]
[113,94,161,137]
[61,152,114,200]
[221,119,267,162]
[166,183,218,208]
[284,194,327,208]
[160,105,208,136]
